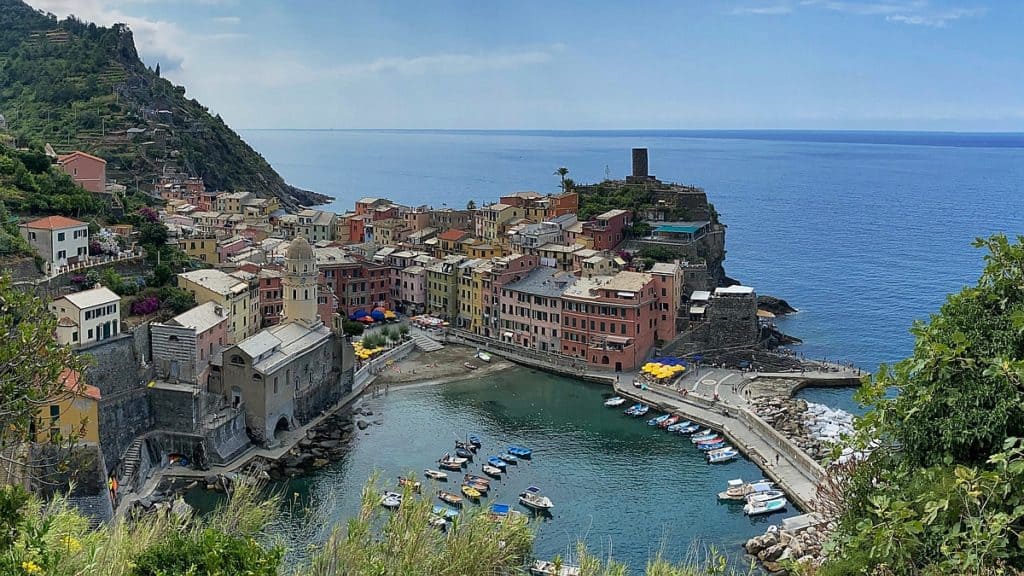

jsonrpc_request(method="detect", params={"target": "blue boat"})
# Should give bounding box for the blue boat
[468,434,482,447]
[433,505,459,518]
[676,424,700,435]
[631,405,650,417]
[690,431,718,443]
[455,447,474,460]
[647,414,670,426]
[490,503,511,517]
[666,421,692,432]
[498,453,519,464]
[708,450,739,463]
[624,403,644,415]
[508,445,532,458]
[698,441,728,451]
[487,456,507,470]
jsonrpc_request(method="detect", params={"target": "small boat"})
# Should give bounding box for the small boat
[424,469,448,481]
[428,515,448,529]
[380,491,402,509]
[482,464,503,478]
[440,454,468,465]
[694,436,724,446]
[464,362,478,370]
[461,484,482,499]
[659,415,681,428]
[439,459,463,471]
[690,430,717,442]
[698,441,728,451]
[647,414,670,426]
[529,559,581,576]
[487,456,507,470]
[455,440,478,453]
[705,446,735,456]
[746,490,787,505]
[744,497,787,516]
[464,474,491,486]
[676,424,701,435]
[604,396,626,407]
[508,445,532,458]
[398,476,422,493]
[489,503,529,523]
[438,490,463,507]
[455,447,474,460]
[518,485,554,511]
[476,351,492,362]
[718,479,774,501]
[666,420,692,432]
[490,502,511,517]
[433,505,459,519]
[707,449,740,464]
[468,434,482,447]
[624,403,644,415]
[498,453,519,464]
[465,480,489,493]
[631,405,650,417]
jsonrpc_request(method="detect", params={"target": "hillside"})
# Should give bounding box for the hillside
[0,0,330,209]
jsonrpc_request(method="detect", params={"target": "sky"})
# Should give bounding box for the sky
[25,0,1023,131]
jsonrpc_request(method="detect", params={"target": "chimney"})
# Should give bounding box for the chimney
[214,305,224,316]
[631,148,649,181]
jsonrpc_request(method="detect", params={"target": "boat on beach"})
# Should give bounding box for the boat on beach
[464,362,478,370]
[744,497,787,516]
[424,469,448,481]
[659,415,681,428]
[647,414,670,426]
[482,464,503,478]
[438,490,463,507]
[604,396,626,407]
[529,559,581,576]
[518,485,554,511]
[476,351,492,362]
[508,445,532,458]
[380,491,402,509]
[487,456,508,470]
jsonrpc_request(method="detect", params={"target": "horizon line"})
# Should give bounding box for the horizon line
[236,128,1024,135]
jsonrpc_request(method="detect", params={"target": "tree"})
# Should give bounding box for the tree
[554,167,569,191]
[466,200,476,210]
[342,320,365,337]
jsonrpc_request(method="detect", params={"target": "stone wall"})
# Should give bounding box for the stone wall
[30,444,112,525]
[708,292,758,348]
[204,409,250,464]
[149,384,201,432]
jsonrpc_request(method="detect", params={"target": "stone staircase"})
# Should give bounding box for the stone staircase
[120,436,145,491]
[412,334,443,353]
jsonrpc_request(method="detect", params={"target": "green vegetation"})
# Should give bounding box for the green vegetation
[575,181,657,222]
[824,234,1024,575]
[0,143,105,220]
[341,319,365,337]
[0,199,31,256]
[0,0,326,207]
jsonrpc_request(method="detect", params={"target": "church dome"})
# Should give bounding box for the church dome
[285,235,314,261]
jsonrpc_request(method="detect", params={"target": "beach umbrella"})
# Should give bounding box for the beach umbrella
[384,310,397,319]
[353,309,369,319]
[370,309,386,321]
[359,316,375,323]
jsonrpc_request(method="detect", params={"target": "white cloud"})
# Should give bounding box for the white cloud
[732,4,794,15]
[733,0,985,26]
[212,16,240,24]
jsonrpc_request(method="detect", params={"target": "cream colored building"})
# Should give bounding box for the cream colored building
[50,285,121,347]
[178,269,258,342]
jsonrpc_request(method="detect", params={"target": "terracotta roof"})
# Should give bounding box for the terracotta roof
[60,368,101,401]
[438,229,469,241]
[57,150,107,165]
[22,215,87,230]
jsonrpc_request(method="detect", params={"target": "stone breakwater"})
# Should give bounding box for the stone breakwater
[744,520,828,574]
[751,397,854,463]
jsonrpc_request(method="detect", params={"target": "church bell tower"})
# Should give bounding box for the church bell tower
[282,235,319,327]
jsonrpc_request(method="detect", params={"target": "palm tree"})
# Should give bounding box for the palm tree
[554,167,569,191]
[561,178,575,193]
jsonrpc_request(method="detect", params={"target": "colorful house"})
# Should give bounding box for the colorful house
[57,151,106,194]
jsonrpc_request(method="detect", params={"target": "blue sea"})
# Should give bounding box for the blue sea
[240,129,1024,411]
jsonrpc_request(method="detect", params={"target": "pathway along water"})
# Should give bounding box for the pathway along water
[187,367,784,570]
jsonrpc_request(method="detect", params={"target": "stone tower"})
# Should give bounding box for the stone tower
[282,235,319,327]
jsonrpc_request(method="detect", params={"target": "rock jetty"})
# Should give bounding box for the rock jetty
[744,514,828,574]
[265,409,359,480]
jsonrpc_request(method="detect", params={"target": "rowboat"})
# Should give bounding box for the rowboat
[604,396,626,407]
[428,515,448,529]
[476,351,492,362]
[659,415,682,428]
[464,362,478,370]
[380,491,402,509]
[508,445,532,458]
[666,420,692,432]
[707,449,740,463]
[705,446,735,456]
[694,436,724,446]
[464,474,491,486]
[498,453,519,464]
[430,505,458,528]
[455,447,475,460]
[482,464,503,478]
[487,456,507,470]
[438,459,463,471]
[441,454,468,465]
[529,559,581,576]
[744,497,787,516]
[675,424,701,435]
[647,414,670,426]
[437,490,463,507]
[717,479,774,501]
[465,480,489,493]
[455,440,477,453]
[468,434,482,447]
[631,405,650,417]
[624,403,644,415]
[746,490,786,505]
[697,441,728,451]
[461,484,482,499]
[690,430,717,442]
[398,476,422,493]
[518,486,554,511]
[423,469,448,481]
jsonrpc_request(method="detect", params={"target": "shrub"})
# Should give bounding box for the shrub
[130,295,160,316]
[342,320,365,337]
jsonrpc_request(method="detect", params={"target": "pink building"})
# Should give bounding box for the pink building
[582,209,632,250]
[257,268,284,327]
[397,265,428,314]
[650,262,682,343]
[217,236,248,262]
[560,271,658,371]
[57,151,107,194]
[150,302,230,385]
[498,267,574,353]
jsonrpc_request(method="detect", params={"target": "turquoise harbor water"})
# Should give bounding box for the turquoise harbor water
[189,368,771,569]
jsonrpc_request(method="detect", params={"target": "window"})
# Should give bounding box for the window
[231,355,244,365]
[72,331,78,341]
[50,405,60,421]
[87,328,93,339]
[57,232,65,241]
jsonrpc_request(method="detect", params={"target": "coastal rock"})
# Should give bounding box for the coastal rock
[758,295,798,315]
[357,419,369,430]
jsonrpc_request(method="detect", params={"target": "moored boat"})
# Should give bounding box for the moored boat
[437,490,463,507]
[398,476,422,493]
[694,436,724,446]
[464,362,478,370]
[604,396,626,407]
[659,415,681,428]
[647,414,670,426]
[468,434,482,447]
[697,441,728,451]
[529,559,581,576]
[624,403,644,415]
[676,424,701,434]
[482,464,503,478]
[508,445,532,458]
[424,469,448,481]
[487,456,507,470]
[707,449,740,464]
[433,505,459,519]
[476,351,492,362]
[461,484,482,499]
[439,459,463,471]
[498,453,519,464]
[518,485,554,511]
[746,490,787,505]
[455,447,474,460]
[666,420,693,432]
[744,497,787,516]
[380,491,402,509]
[464,474,491,486]
[690,430,717,442]
[718,479,775,501]
[631,405,650,417]
[455,440,477,453]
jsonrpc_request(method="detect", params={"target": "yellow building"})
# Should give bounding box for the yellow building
[179,235,219,264]
[426,255,464,319]
[36,369,100,444]
[177,269,257,342]
[456,259,490,332]
[477,203,523,244]
[465,242,502,260]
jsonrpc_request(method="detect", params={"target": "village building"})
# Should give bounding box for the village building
[35,369,101,444]
[50,285,121,348]
[56,151,106,194]
[20,215,89,270]
[499,267,574,352]
[150,302,230,384]
[177,269,258,342]
[581,209,632,250]
[426,254,465,319]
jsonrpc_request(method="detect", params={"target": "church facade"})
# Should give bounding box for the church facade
[208,236,355,446]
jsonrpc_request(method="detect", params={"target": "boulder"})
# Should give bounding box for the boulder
[313,458,329,468]
[357,419,370,430]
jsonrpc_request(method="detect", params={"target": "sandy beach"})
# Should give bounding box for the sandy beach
[372,344,514,387]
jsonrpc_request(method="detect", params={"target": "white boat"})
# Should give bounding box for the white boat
[380,491,402,509]
[717,479,774,501]
[530,560,581,576]
[746,490,786,505]
[476,351,492,362]
[744,497,787,516]
[519,485,554,511]
[707,450,739,464]
[604,396,627,407]
[424,469,448,481]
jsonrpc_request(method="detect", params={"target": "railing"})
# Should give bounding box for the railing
[52,249,146,278]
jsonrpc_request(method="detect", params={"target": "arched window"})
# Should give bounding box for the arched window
[292,289,297,299]
[304,289,309,300]
[253,373,262,380]
[230,355,244,365]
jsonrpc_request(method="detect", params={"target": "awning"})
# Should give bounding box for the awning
[503,331,514,338]
[689,305,706,314]
[605,335,631,345]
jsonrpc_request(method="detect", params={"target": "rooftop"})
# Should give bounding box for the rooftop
[715,285,755,296]
[59,286,120,309]
[357,197,381,204]
[164,301,228,333]
[178,269,248,296]
[23,215,86,230]
[57,150,106,165]
[61,368,101,401]
[596,209,629,220]
[602,271,653,293]
[649,262,680,275]
[438,229,469,241]
[504,267,575,298]
[538,243,580,254]
[653,221,710,234]
[690,290,712,301]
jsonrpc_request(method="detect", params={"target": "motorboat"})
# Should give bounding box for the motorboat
[666,420,692,432]
[631,405,650,417]
[464,474,491,486]
[647,414,670,426]
[529,559,581,576]
[746,490,787,505]
[461,484,482,499]
[476,351,492,362]
[482,464,503,478]
[718,479,775,501]
[508,445,532,458]
[707,449,740,463]
[659,415,682,428]
[518,485,554,511]
[437,490,463,507]
[487,456,507,470]
[498,453,519,464]
[423,469,448,481]
[744,497,787,516]
[398,476,422,493]
[468,434,482,447]
[380,491,402,509]
[464,362,478,370]
[455,447,475,460]
[624,403,644,415]
[697,441,728,451]
[604,396,627,407]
